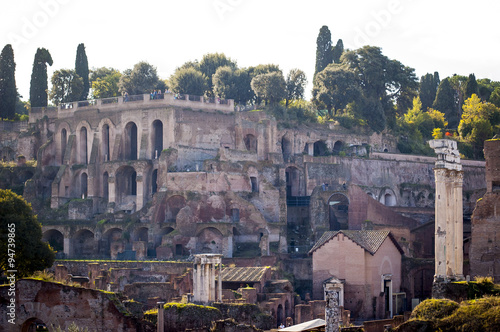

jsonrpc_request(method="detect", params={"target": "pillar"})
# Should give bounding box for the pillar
[136,173,144,210]
[324,284,341,332]
[429,139,464,282]
[157,301,165,332]
[193,254,223,304]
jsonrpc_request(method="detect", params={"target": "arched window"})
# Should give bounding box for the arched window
[125,122,138,160]
[152,120,163,159]
[61,128,67,164]
[102,124,110,161]
[80,127,88,164]
[81,172,88,198]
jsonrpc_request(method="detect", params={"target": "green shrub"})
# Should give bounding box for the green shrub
[410,298,459,320]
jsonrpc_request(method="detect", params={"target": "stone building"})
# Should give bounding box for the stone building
[309,230,403,320]
[470,138,500,281]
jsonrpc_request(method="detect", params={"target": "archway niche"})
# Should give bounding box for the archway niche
[165,195,186,222]
[333,140,343,154]
[124,122,138,160]
[80,126,88,164]
[313,140,328,156]
[115,166,137,212]
[285,166,302,197]
[73,229,96,258]
[21,317,48,332]
[152,120,163,159]
[103,172,109,201]
[196,227,224,254]
[277,304,284,328]
[134,227,149,242]
[61,128,67,164]
[81,172,88,198]
[152,169,158,194]
[328,193,349,231]
[102,228,123,258]
[102,124,110,161]
[244,134,258,153]
[281,136,292,161]
[380,189,397,206]
[42,229,64,253]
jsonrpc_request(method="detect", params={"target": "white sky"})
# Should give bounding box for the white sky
[2,0,500,101]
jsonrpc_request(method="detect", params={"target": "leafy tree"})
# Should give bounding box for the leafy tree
[490,86,500,107]
[433,78,458,128]
[465,73,478,99]
[0,44,16,119]
[75,43,89,100]
[118,61,160,95]
[169,67,207,95]
[449,74,468,124]
[285,68,307,106]
[312,64,360,116]
[213,66,238,100]
[477,78,500,101]
[342,46,418,130]
[233,68,255,105]
[251,71,286,105]
[419,72,440,110]
[198,53,237,97]
[91,69,121,99]
[90,67,119,84]
[0,189,55,278]
[458,94,500,158]
[403,97,435,139]
[29,48,53,107]
[49,69,84,105]
[332,39,344,64]
[314,26,334,79]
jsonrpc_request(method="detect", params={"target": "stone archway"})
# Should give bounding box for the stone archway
[285,166,303,197]
[115,166,137,212]
[328,193,349,231]
[313,140,328,156]
[124,121,138,160]
[165,195,186,223]
[102,228,124,259]
[21,317,48,332]
[196,227,224,254]
[152,120,163,159]
[244,134,258,153]
[42,229,64,253]
[73,229,96,258]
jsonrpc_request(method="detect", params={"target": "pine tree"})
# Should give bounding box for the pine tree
[30,48,53,108]
[433,78,457,128]
[314,26,334,79]
[332,39,344,64]
[75,43,89,100]
[0,44,17,119]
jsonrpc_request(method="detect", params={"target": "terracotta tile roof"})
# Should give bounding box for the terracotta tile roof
[220,266,269,283]
[308,230,403,255]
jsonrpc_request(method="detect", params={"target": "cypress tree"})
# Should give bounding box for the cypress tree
[0,44,17,119]
[75,43,89,100]
[419,73,438,110]
[332,39,344,64]
[30,48,53,108]
[433,78,457,128]
[314,26,334,79]
[465,73,478,99]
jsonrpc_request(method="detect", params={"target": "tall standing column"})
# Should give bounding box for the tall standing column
[434,168,447,279]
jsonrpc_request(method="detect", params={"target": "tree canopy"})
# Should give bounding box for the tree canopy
[0,44,17,119]
[119,61,160,95]
[29,48,53,108]
[251,71,286,105]
[198,53,237,97]
[49,69,84,105]
[169,66,208,95]
[0,189,55,278]
[285,68,307,106]
[75,43,89,101]
[91,68,121,99]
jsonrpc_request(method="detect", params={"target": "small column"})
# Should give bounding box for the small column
[217,262,222,302]
[136,174,144,210]
[157,301,165,332]
[108,176,116,203]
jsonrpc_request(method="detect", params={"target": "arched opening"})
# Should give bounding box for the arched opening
[81,172,88,198]
[281,136,292,161]
[231,208,240,222]
[152,169,158,194]
[156,227,175,247]
[250,176,258,192]
[102,228,124,259]
[134,227,149,242]
[285,300,290,321]
[196,227,223,254]
[80,126,88,164]
[103,172,109,201]
[152,120,163,159]
[102,124,110,161]
[333,140,343,154]
[328,193,349,231]
[165,195,186,222]
[61,128,67,164]
[42,229,64,253]
[244,134,258,153]
[285,166,302,197]
[125,122,138,160]
[21,317,48,332]
[73,229,96,258]
[277,304,284,328]
[116,166,137,212]
[380,189,397,206]
[313,140,328,156]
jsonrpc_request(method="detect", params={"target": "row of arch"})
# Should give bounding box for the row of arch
[42,225,235,259]
[58,119,164,165]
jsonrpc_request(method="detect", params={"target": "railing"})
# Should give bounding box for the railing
[286,196,310,206]
[102,97,118,105]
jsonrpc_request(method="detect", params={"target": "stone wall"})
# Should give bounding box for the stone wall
[0,279,154,332]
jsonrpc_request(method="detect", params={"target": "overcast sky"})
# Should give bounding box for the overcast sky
[2,0,500,101]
